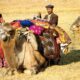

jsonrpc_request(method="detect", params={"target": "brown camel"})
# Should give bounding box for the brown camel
[0,23,46,75]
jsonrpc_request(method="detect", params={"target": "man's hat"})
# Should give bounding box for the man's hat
[45,4,54,8]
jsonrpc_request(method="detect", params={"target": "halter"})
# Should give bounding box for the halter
[23,31,33,43]
[16,28,32,43]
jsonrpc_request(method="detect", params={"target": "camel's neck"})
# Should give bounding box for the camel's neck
[1,38,15,52]
[1,38,18,69]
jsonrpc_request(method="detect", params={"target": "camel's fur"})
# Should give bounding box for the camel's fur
[0,23,46,74]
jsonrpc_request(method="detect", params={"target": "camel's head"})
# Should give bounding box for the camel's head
[17,29,38,50]
[70,17,80,31]
[0,23,15,41]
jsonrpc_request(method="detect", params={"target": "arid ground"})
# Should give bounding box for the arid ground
[0,0,80,80]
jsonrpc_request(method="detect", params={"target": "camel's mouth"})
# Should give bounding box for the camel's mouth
[0,33,10,42]
[0,28,7,41]
[3,36,8,41]
[0,30,11,42]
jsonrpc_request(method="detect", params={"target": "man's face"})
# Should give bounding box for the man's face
[46,8,53,14]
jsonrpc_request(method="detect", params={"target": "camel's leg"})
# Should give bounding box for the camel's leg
[34,51,46,68]
[24,66,38,75]
[23,43,39,74]
[5,68,18,75]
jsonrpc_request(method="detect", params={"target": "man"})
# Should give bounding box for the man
[44,5,71,54]
[0,14,5,24]
[42,4,61,65]
[44,4,58,26]
[0,14,6,67]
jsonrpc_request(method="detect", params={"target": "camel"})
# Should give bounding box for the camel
[0,23,46,75]
[70,16,80,49]
[70,16,80,32]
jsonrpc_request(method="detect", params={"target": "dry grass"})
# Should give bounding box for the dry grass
[0,50,80,80]
[0,0,80,80]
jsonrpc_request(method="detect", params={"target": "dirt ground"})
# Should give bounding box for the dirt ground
[0,0,80,80]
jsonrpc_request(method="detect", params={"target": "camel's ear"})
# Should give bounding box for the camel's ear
[3,23,13,31]
[3,23,16,38]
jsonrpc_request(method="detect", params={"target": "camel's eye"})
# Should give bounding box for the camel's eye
[7,30,15,35]
[76,25,79,28]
